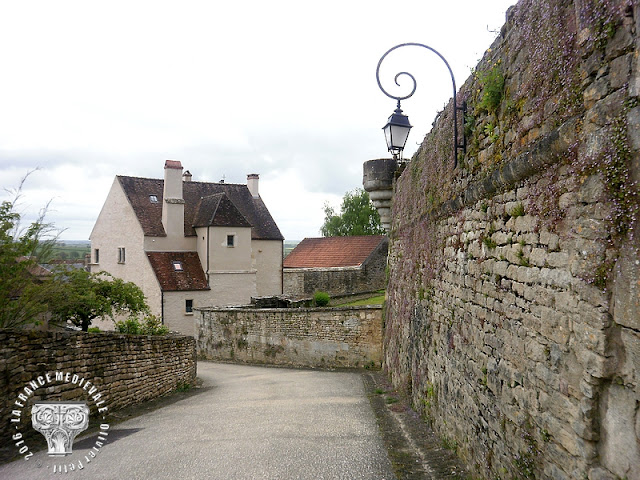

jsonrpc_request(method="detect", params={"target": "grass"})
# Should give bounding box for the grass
[343,295,385,306]
[510,203,526,217]
[336,291,385,306]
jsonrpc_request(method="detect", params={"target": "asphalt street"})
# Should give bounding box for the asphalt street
[0,362,396,480]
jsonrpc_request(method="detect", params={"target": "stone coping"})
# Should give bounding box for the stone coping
[195,305,383,313]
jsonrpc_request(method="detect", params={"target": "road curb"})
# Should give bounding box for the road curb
[363,371,470,480]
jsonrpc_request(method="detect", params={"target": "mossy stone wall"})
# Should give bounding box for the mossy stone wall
[385,1,640,478]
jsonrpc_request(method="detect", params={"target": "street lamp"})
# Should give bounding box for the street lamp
[382,102,412,159]
[376,42,466,166]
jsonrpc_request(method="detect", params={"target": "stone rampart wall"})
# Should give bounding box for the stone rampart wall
[0,329,196,444]
[196,307,383,369]
[384,1,640,479]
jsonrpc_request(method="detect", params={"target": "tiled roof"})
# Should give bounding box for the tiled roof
[17,257,52,279]
[117,176,283,240]
[146,252,209,291]
[193,193,252,228]
[283,236,387,268]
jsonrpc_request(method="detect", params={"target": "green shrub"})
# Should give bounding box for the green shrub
[115,315,169,335]
[141,315,169,335]
[87,327,101,333]
[115,317,140,334]
[313,291,330,307]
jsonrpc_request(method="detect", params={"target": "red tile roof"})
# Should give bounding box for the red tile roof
[283,236,387,268]
[146,252,209,291]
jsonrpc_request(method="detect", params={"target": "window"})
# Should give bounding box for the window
[149,195,158,203]
[185,299,193,314]
[94,248,100,264]
[226,234,235,247]
[118,247,126,264]
[172,261,183,271]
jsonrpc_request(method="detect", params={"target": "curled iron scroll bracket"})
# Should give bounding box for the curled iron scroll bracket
[376,42,466,167]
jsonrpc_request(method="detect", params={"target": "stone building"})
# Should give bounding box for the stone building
[90,160,283,335]
[283,235,388,298]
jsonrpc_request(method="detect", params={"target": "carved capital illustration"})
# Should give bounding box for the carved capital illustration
[32,402,89,456]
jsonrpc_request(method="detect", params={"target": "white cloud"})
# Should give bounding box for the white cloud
[0,0,516,241]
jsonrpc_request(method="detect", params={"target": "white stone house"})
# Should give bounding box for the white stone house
[90,160,284,335]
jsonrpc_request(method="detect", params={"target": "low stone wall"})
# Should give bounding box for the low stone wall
[0,329,196,443]
[283,239,388,298]
[284,266,380,298]
[196,306,383,368]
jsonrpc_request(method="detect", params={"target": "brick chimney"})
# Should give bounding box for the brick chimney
[247,174,259,198]
[162,160,185,239]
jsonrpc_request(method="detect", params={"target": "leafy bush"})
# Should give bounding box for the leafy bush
[87,327,101,333]
[115,317,140,334]
[115,315,169,335]
[141,315,169,335]
[313,291,330,307]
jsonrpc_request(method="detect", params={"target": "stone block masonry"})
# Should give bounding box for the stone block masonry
[0,329,196,445]
[382,1,640,479]
[196,306,383,369]
[283,265,386,298]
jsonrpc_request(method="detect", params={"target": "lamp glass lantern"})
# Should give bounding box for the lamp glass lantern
[382,103,412,158]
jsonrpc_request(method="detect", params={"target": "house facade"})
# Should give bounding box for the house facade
[90,160,284,335]
[283,235,388,298]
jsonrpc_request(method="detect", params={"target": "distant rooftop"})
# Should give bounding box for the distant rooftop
[283,236,387,268]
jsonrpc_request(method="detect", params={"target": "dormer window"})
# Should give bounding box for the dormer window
[172,261,183,271]
[149,195,158,203]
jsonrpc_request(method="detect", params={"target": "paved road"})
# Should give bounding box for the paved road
[0,362,396,480]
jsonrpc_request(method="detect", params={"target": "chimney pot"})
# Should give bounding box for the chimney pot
[247,174,259,198]
[164,159,183,170]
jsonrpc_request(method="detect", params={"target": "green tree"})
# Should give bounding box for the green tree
[48,269,149,331]
[0,177,59,328]
[1,172,149,331]
[320,188,384,236]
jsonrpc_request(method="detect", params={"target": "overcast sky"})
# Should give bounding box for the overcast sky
[0,0,515,242]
